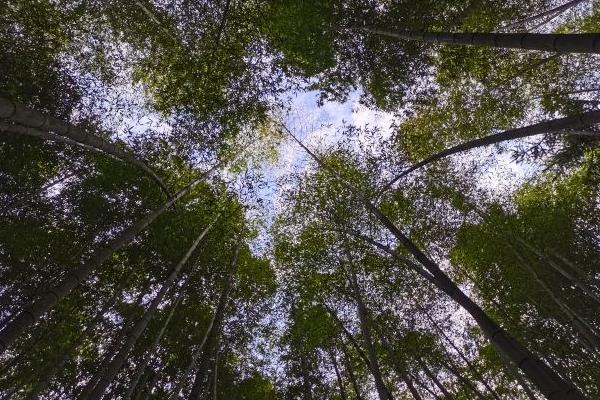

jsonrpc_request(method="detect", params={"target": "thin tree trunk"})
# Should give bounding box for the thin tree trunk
[378,110,600,194]
[442,359,487,399]
[87,219,217,400]
[548,249,599,288]
[0,97,169,196]
[327,307,373,371]
[501,0,588,30]
[340,340,364,400]
[348,271,394,400]
[79,283,152,400]
[510,245,600,350]
[187,243,241,400]
[417,357,454,399]
[1,170,78,215]
[300,353,314,400]
[0,171,215,354]
[285,126,586,400]
[498,350,539,400]
[123,289,185,400]
[28,281,126,400]
[361,28,600,54]
[142,367,161,400]
[330,349,348,400]
[515,238,600,306]
[378,331,423,400]
[421,310,502,400]
[211,349,219,400]
[412,371,442,400]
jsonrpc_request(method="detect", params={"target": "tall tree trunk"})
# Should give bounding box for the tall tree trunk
[377,331,423,400]
[123,289,185,400]
[28,281,126,400]
[412,371,442,400]
[378,110,600,194]
[417,357,454,399]
[340,340,364,400]
[285,126,586,400]
[330,349,348,400]
[421,310,502,400]
[142,367,161,400]
[510,245,600,350]
[210,348,220,400]
[187,243,241,400]
[86,219,217,400]
[514,238,600,307]
[79,283,152,400]
[300,353,314,400]
[0,96,169,196]
[442,360,487,400]
[0,172,215,354]
[361,28,600,54]
[348,270,394,400]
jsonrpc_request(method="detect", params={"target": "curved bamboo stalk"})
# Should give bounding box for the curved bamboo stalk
[0,96,170,197]
[378,110,600,195]
[123,291,184,400]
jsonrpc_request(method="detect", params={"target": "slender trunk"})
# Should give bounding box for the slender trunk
[422,310,502,400]
[330,350,348,400]
[29,282,126,400]
[211,349,219,400]
[378,331,423,400]
[498,351,539,400]
[0,172,214,354]
[1,170,78,215]
[143,368,161,400]
[501,0,588,30]
[123,290,185,400]
[328,307,373,371]
[515,238,600,307]
[300,353,314,400]
[79,284,151,400]
[285,127,586,400]
[340,340,364,400]
[361,28,600,54]
[510,245,600,350]
[378,110,600,194]
[412,371,442,400]
[87,220,217,400]
[442,360,487,399]
[0,97,169,196]
[188,243,241,400]
[348,271,394,400]
[132,369,150,400]
[417,357,454,399]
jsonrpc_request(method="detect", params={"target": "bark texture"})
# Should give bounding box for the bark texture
[0,96,169,196]
[362,28,600,54]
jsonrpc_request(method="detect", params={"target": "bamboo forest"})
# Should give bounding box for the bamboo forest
[2,1,600,399]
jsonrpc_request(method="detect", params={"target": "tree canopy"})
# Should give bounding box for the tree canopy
[1,0,599,399]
